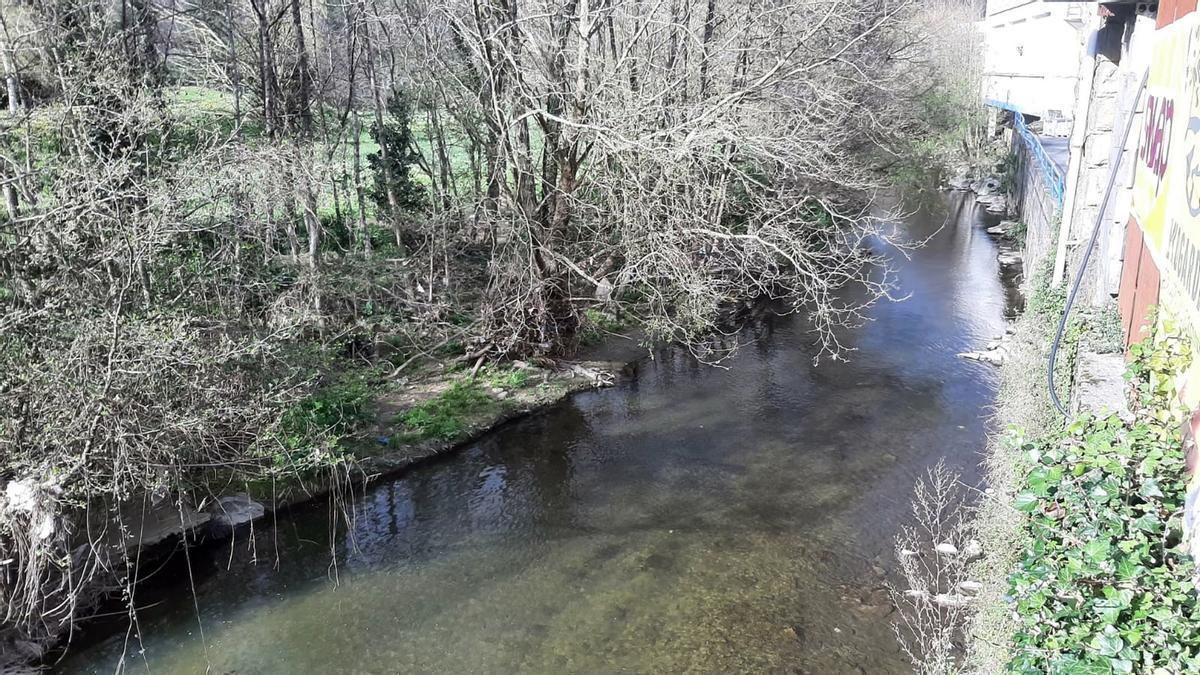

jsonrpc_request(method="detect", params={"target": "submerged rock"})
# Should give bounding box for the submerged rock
[976,192,1008,215]
[933,593,973,608]
[957,581,984,595]
[963,539,983,560]
[987,220,1019,237]
[935,542,959,556]
[958,350,1005,366]
[208,494,266,532]
[945,171,972,191]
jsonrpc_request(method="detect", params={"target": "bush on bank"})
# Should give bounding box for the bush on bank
[1006,326,1200,673]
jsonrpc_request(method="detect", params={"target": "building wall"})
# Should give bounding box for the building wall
[982,0,1091,120]
[1124,0,1200,339]
[1117,0,1200,574]
[1117,216,1160,346]
[1060,11,1155,307]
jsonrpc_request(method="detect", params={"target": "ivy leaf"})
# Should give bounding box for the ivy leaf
[1084,539,1111,563]
[1091,630,1124,657]
[1139,479,1164,499]
[1015,491,1040,512]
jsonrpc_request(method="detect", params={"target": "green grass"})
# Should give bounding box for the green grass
[397,380,494,441]
[580,308,625,345]
[485,366,529,389]
[170,85,237,112]
[275,369,378,468]
[1006,219,1028,245]
[163,84,475,198]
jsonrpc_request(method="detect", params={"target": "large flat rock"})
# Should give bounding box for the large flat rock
[1072,351,1129,417]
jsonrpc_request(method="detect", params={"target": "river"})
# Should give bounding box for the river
[60,189,1010,674]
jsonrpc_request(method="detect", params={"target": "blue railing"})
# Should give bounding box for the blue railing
[1014,111,1066,208]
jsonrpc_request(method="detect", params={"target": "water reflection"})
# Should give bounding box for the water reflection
[61,191,1008,674]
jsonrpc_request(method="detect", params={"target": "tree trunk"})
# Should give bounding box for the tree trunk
[251,0,279,138]
[289,0,313,136]
[428,105,454,211]
[225,0,241,127]
[0,36,19,113]
[352,110,372,256]
[0,24,18,221]
[360,13,403,250]
[284,193,300,261]
[699,0,718,97]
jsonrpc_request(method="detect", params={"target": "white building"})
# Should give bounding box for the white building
[982,0,1095,126]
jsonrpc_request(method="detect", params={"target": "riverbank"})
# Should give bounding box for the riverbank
[888,150,1160,671]
[269,354,638,506]
[942,203,1200,671]
[48,185,1007,672]
[1,335,643,669]
[963,274,1066,672]
[964,304,1200,672]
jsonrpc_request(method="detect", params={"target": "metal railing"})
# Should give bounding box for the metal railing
[1014,111,1066,208]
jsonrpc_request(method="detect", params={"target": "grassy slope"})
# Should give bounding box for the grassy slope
[966,303,1063,672]
[168,85,475,216]
[966,269,1190,671]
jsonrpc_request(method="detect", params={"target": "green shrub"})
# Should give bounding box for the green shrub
[1025,251,1080,406]
[580,308,625,345]
[368,90,426,215]
[1082,305,1127,356]
[1006,220,1028,245]
[277,374,375,465]
[998,152,1019,194]
[1007,326,1200,673]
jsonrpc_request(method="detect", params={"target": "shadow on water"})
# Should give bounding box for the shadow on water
[59,190,1012,674]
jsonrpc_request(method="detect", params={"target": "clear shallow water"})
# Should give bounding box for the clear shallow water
[60,191,1008,674]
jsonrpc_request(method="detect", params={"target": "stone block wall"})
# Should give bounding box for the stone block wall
[1063,13,1155,307]
[1010,133,1060,287]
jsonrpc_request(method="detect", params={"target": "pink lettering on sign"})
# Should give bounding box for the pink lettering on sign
[1141,94,1175,193]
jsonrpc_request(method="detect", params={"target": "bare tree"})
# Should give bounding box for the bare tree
[892,462,981,674]
[0,0,981,659]
[382,0,923,358]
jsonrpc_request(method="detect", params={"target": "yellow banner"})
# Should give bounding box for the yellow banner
[1133,12,1200,320]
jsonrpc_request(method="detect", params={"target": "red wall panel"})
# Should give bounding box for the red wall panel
[1119,218,1161,348]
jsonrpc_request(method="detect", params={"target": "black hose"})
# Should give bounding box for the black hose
[1047,70,1148,417]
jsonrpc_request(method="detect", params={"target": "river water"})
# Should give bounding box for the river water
[61,190,1009,674]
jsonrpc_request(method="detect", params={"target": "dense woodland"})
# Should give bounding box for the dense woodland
[0,0,981,656]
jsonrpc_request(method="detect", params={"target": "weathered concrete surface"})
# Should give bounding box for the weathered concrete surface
[1037,134,1069,175]
[1011,130,1060,291]
[107,498,212,551]
[1071,351,1129,417]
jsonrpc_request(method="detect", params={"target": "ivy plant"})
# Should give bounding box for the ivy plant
[1007,327,1200,674]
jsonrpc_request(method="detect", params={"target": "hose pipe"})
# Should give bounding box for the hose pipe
[1047,69,1148,417]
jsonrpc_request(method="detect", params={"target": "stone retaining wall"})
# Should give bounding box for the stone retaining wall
[1010,131,1061,287]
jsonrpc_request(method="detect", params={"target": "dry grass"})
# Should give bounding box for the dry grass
[962,308,1063,673]
[890,306,1063,674]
